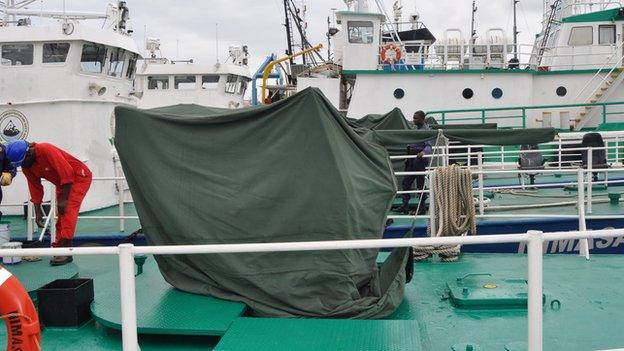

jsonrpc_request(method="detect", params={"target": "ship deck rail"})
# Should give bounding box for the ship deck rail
[427,100,624,128]
[0,142,623,240]
[1,224,623,350]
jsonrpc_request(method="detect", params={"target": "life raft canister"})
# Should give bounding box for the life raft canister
[0,266,41,351]
[380,43,402,64]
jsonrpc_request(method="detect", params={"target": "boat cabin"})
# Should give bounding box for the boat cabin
[135,45,251,109]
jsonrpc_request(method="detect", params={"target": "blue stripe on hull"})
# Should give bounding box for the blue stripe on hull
[385,218,624,254]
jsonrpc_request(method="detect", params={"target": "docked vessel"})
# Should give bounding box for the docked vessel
[0,0,140,211]
[0,2,623,351]
[135,39,252,109]
[297,0,624,130]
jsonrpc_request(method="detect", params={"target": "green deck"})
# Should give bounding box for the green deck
[2,253,624,350]
[91,257,246,336]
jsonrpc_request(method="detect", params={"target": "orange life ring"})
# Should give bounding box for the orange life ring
[380,43,402,64]
[0,266,41,350]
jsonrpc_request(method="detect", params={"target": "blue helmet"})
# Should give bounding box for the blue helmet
[5,140,29,167]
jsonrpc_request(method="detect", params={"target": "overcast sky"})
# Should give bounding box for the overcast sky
[33,0,545,69]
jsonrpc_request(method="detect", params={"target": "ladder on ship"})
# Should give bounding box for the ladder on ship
[536,0,562,67]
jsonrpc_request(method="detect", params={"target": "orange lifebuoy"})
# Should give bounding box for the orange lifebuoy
[0,266,41,351]
[380,43,402,64]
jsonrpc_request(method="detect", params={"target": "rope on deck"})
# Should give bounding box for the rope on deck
[415,164,477,262]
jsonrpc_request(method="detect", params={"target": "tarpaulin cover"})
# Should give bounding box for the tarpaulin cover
[114,87,409,318]
[430,123,498,130]
[365,128,557,146]
[347,108,411,130]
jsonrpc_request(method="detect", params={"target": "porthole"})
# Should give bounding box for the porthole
[462,88,474,99]
[492,88,503,99]
[393,88,405,99]
[556,86,567,97]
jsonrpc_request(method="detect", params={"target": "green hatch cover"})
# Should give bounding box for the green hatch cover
[114,88,409,318]
[447,273,545,309]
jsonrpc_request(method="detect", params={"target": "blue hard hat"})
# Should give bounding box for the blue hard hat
[5,140,29,167]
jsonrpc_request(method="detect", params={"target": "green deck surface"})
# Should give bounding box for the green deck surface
[90,256,246,336]
[2,259,79,295]
[2,253,624,350]
[214,318,421,351]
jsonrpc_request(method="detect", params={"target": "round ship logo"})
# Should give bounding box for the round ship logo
[0,110,29,142]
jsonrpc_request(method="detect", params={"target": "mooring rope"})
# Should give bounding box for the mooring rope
[414,164,477,262]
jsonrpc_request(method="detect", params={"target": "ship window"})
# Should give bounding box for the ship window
[568,26,593,46]
[174,75,197,90]
[42,43,70,63]
[1,43,33,66]
[107,48,125,77]
[126,53,138,79]
[80,42,107,73]
[147,75,169,90]
[225,74,238,94]
[347,21,374,44]
[599,25,616,45]
[202,75,220,89]
[237,78,250,95]
[462,88,474,99]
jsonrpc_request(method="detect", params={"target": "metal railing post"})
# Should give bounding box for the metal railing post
[481,110,486,124]
[441,112,446,125]
[428,172,437,236]
[602,104,607,124]
[522,108,527,128]
[478,152,485,216]
[587,148,593,214]
[577,169,590,259]
[500,146,505,168]
[558,138,563,169]
[50,184,57,244]
[616,136,620,164]
[116,165,125,232]
[119,244,139,351]
[26,201,33,241]
[527,230,544,351]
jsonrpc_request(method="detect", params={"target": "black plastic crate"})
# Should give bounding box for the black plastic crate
[37,278,94,327]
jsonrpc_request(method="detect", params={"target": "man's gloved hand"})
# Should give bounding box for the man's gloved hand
[0,172,12,186]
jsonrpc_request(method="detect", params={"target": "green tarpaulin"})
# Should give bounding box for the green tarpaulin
[366,128,557,146]
[114,88,409,318]
[347,108,411,130]
[430,123,498,130]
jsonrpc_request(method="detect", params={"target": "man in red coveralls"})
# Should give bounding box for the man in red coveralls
[6,140,92,266]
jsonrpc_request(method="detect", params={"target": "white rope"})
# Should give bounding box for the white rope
[415,164,477,262]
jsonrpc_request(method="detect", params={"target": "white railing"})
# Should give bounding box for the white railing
[1,228,624,350]
[378,42,624,72]
[1,141,622,241]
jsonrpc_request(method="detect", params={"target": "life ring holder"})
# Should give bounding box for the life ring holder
[380,43,402,65]
[0,266,41,350]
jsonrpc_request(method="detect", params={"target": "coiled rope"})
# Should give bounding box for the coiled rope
[414,164,477,262]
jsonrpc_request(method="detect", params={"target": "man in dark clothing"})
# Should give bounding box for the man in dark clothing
[0,144,16,221]
[398,111,431,215]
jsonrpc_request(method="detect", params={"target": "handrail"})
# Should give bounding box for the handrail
[573,39,624,102]
[1,228,624,350]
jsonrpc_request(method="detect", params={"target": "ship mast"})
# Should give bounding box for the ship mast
[282,0,295,65]
[513,0,519,60]
[470,0,477,46]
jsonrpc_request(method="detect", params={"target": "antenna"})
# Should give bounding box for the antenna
[470,0,478,46]
[216,23,220,64]
[513,0,519,60]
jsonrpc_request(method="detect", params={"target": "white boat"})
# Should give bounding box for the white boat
[297,0,624,130]
[0,1,141,213]
[135,39,251,109]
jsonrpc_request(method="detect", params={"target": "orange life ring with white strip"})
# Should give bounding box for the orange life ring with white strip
[0,266,41,350]
[380,43,402,64]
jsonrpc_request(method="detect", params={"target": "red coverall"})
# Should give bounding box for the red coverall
[23,143,92,245]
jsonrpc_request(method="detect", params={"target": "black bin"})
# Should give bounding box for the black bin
[37,278,94,327]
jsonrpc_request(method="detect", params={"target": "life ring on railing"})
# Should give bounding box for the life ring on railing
[0,266,41,350]
[380,43,402,64]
